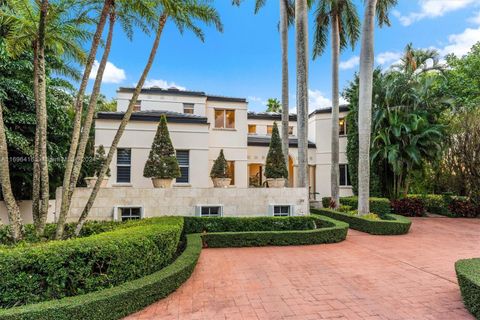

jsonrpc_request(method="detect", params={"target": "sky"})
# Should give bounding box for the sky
[89,0,480,113]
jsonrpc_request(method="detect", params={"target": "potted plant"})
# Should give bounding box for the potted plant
[265,122,288,188]
[84,145,111,188]
[210,149,231,187]
[143,115,180,188]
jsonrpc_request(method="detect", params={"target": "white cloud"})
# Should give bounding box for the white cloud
[143,79,186,90]
[440,26,480,56]
[468,11,480,24]
[89,60,126,84]
[376,51,402,67]
[307,89,348,113]
[394,0,478,26]
[339,56,360,70]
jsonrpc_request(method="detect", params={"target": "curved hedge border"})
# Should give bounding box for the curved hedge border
[199,216,348,247]
[455,258,480,319]
[0,217,183,308]
[322,196,391,217]
[312,208,411,235]
[0,234,202,320]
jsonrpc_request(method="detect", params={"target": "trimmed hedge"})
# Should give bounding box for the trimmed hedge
[312,208,411,235]
[322,196,391,217]
[184,216,316,234]
[0,217,183,308]
[0,234,202,320]
[456,258,480,319]
[407,194,479,217]
[391,198,426,217]
[199,216,348,247]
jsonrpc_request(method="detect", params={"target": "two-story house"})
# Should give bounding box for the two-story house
[94,86,353,199]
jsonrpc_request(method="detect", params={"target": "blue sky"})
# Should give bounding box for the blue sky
[90,0,480,113]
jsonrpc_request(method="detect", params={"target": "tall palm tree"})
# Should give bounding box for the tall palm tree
[55,0,157,239]
[0,101,23,241]
[296,0,309,189]
[312,0,359,208]
[357,0,396,215]
[266,98,282,113]
[0,0,90,235]
[233,0,294,182]
[72,0,223,236]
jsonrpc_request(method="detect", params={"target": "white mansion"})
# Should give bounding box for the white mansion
[95,87,353,200]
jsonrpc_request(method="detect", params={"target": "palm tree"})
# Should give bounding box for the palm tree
[55,0,158,239]
[0,0,90,234]
[296,0,309,188]
[266,98,282,113]
[312,0,359,208]
[357,0,396,215]
[233,0,294,181]
[72,0,223,236]
[0,101,23,241]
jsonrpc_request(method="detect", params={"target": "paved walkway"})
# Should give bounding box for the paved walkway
[125,218,480,320]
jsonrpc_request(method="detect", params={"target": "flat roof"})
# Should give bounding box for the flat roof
[117,87,246,103]
[247,112,298,121]
[96,110,208,124]
[248,135,316,149]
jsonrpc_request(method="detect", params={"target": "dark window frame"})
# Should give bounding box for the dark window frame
[176,150,190,183]
[116,148,131,183]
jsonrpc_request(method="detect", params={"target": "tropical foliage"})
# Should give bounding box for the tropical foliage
[266,98,281,113]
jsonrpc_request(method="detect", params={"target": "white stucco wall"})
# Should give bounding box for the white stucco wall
[95,119,211,188]
[0,200,56,225]
[247,118,298,136]
[56,187,309,222]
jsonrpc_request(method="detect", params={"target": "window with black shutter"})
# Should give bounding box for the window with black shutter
[339,164,351,186]
[117,149,131,183]
[176,150,189,183]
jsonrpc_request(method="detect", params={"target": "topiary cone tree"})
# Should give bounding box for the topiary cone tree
[210,149,228,178]
[265,122,288,186]
[143,115,180,184]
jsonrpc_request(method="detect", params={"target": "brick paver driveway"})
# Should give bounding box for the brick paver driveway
[126,217,480,320]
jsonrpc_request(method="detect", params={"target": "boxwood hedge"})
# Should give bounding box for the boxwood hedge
[199,216,348,247]
[312,208,411,235]
[322,196,391,217]
[456,258,480,319]
[0,234,202,320]
[0,217,183,308]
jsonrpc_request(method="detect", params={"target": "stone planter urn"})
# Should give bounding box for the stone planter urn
[84,176,109,188]
[212,177,231,188]
[267,178,285,188]
[152,178,173,188]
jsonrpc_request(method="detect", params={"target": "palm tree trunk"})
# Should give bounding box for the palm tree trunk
[0,101,23,241]
[74,13,168,236]
[65,9,116,221]
[55,0,113,239]
[280,0,289,182]
[330,14,340,208]
[31,44,41,230]
[295,0,309,189]
[36,0,50,235]
[357,0,377,215]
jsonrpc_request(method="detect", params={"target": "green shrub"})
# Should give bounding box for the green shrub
[184,216,316,234]
[456,258,480,319]
[264,122,288,179]
[143,115,180,179]
[407,194,452,216]
[322,196,391,217]
[210,149,229,178]
[0,234,202,320]
[0,217,183,308]
[200,216,348,247]
[312,208,411,235]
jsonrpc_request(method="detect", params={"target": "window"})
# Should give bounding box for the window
[227,161,235,185]
[176,150,189,183]
[288,126,294,135]
[339,117,347,136]
[267,125,273,135]
[214,109,235,129]
[116,149,131,183]
[273,205,291,217]
[339,164,351,186]
[120,207,142,221]
[183,103,194,114]
[248,124,257,134]
[198,206,223,217]
[133,100,141,112]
